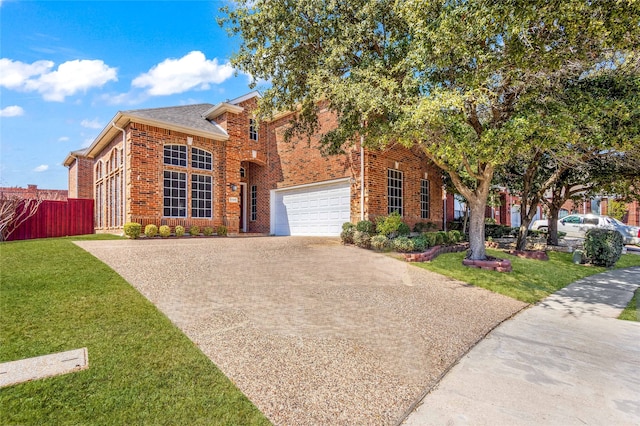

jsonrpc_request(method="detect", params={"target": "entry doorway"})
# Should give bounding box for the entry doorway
[239,183,247,232]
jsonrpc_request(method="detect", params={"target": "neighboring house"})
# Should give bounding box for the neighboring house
[0,184,68,201]
[64,91,443,236]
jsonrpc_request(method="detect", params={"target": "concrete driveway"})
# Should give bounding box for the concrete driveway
[76,236,525,425]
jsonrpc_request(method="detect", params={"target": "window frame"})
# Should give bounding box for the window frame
[421,179,430,219]
[191,147,212,170]
[163,170,187,218]
[387,169,403,216]
[249,118,258,141]
[164,144,187,167]
[250,185,257,221]
[191,174,213,218]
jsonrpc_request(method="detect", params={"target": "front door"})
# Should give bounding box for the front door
[239,183,246,232]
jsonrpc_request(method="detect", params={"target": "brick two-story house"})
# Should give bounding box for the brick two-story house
[64,91,443,235]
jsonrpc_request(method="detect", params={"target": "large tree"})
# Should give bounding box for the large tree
[221,0,639,260]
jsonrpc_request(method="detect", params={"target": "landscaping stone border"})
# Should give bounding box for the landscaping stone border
[462,258,512,272]
[403,243,469,263]
[506,250,549,261]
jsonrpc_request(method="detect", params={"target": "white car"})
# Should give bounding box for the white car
[531,214,640,245]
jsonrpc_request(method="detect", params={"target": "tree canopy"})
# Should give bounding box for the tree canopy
[221,0,640,259]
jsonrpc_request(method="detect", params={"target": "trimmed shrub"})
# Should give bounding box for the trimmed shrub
[397,222,411,236]
[356,220,375,234]
[144,224,158,238]
[448,230,462,243]
[412,234,429,252]
[341,223,356,244]
[216,225,228,237]
[175,225,185,237]
[189,226,200,236]
[584,228,624,267]
[413,221,437,233]
[434,231,446,246]
[376,212,404,237]
[424,232,437,247]
[393,236,415,253]
[123,222,141,239]
[353,231,371,249]
[203,226,214,236]
[485,224,513,238]
[159,225,171,238]
[370,234,389,251]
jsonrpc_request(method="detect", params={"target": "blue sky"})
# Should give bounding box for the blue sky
[1,0,257,190]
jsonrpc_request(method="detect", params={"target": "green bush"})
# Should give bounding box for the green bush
[203,226,214,236]
[144,224,158,238]
[341,223,356,244]
[159,225,171,238]
[123,222,141,239]
[434,231,446,246]
[485,224,513,238]
[370,234,389,250]
[376,212,405,237]
[393,236,415,253]
[189,226,200,236]
[175,225,185,237]
[485,217,497,225]
[353,231,371,249]
[342,222,355,231]
[216,225,228,237]
[356,220,375,234]
[397,222,411,236]
[413,221,437,233]
[584,228,624,267]
[448,230,462,243]
[412,234,430,252]
[423,232,437,247]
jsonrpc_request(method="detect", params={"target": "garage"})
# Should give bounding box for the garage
[271,179,351,236]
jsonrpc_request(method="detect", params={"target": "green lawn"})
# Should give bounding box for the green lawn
[415,249,640,304]
[0,235,270,425]
[619,288,639,322]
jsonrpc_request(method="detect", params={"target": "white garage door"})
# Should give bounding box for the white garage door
[271,180,351,236]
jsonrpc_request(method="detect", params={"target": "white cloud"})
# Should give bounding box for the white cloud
[82,137,94,148]
[0,58,117,101]
[33,164,49,172]
[81,118,103,129]
[0,105,25,117]
[132,51,234,96]
[58,136,70,142]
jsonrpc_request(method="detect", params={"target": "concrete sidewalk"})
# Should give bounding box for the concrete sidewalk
[403,267,640,426]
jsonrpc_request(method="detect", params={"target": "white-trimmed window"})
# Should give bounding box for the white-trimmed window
[191,147,212,170]
[387,169,403,216]
[421,179,430,219]
[250,185,257,221]
[191,174,212,218]
[95,161,104,228]
[163,171,187,217]
[249,119,258,141]
[164,145,187,167]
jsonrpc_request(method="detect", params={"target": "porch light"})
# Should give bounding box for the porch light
[228,183,238,191]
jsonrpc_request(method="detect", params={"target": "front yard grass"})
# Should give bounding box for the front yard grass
[619,288,639,322]
[415,249,640,304]
[0,235,270,425]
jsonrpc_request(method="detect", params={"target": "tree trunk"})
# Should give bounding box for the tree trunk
[467,198,488,260]
[546,206,560,246]
[515,199,540,251]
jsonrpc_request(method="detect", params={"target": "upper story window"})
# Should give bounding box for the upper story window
[191,147,212,170]
[249,119,258,141]
[95,161,103,180]
[164,145,187,167]
[387,169,403,216]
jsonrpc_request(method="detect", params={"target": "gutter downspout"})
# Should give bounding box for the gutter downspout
[112,121,126,230]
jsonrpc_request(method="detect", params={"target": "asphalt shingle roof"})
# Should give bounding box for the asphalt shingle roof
[124,103,228,138]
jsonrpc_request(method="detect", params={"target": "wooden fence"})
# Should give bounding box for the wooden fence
[6,198,94,241]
